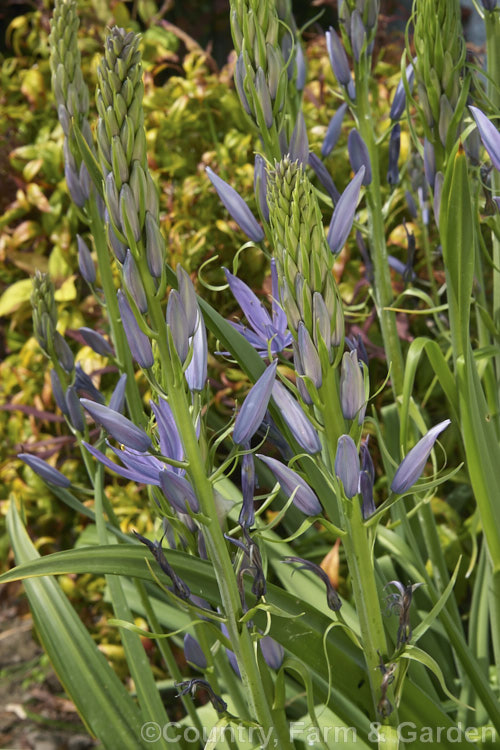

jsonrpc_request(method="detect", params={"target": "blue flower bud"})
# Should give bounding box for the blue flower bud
[348,129,372,185]
[109,373,127,413]
[185,313,208,392]
[254,154,269,222]
[260,635,284,670]
[104,172,121,230]
[66,385,85,432]
[117,289,154,369]
[74,364,104,404]
[335,435,360,499]
[351,9,365,62]
[297,322,322,388]
[53,332,74,373]
[326,27,352,87]
[360,470,376,519]
[295,43,306,91]
[77,235,96,284]
[255,66,273,128]
[111,134,129,188]
[271,381,321,454]
[119,183,141,244]
[423,137,435,189]
[18,453,70,488]
[257,454,322,515]
[391,420,451,494]
[145,172,160,218]
[81,398,152,451]
[79,327,114,356]
[308,153,340,205]
[176,266,199,337]
[387,124,401,186]
[481,0,497,10]
[470,106,500,171]
[327,167,365,254]
[321,103,348,158]
[184,634,207,670]
[233,360,277,445]
[64,160,87,207]
[234,53,252,115]
[289,111,309,166]
[390,62,415,122]
[145,212,164,278]
[206,167,264,242]
[166,289,189,363]
[106,216,127,262]
[360,440,375,483]
[123,250,148,314]
[50,369,68,416]
[160,470,200,514]
[340,350,366,424]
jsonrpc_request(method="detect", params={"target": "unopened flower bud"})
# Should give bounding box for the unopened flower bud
[335,435,360,498]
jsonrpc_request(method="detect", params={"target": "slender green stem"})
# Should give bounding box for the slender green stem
[137,265,292,748]
[343,502,397,724]
[354,59,405,397]
[320,396,397,728]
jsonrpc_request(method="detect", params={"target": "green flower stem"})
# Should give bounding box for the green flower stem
[354,60,405,398]
[342,501,398,727]
[320,397,397,727]
[138,265,292,748]
[87,198,146,428]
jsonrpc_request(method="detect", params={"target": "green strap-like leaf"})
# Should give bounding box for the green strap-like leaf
[6,501,149,750]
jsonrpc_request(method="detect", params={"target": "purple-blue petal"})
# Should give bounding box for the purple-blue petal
[206,167,264,242]
[233,361,278,445]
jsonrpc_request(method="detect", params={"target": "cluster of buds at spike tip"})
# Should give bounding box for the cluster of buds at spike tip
[31,272,74,374]
[230,0,304,138]
[412,0,466,168]
[49,0,93,207]
[337,0,380,64]
[267,157,344,394]
[96,27,165,280]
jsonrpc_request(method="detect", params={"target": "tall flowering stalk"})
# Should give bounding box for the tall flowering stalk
[49,0,145,426]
